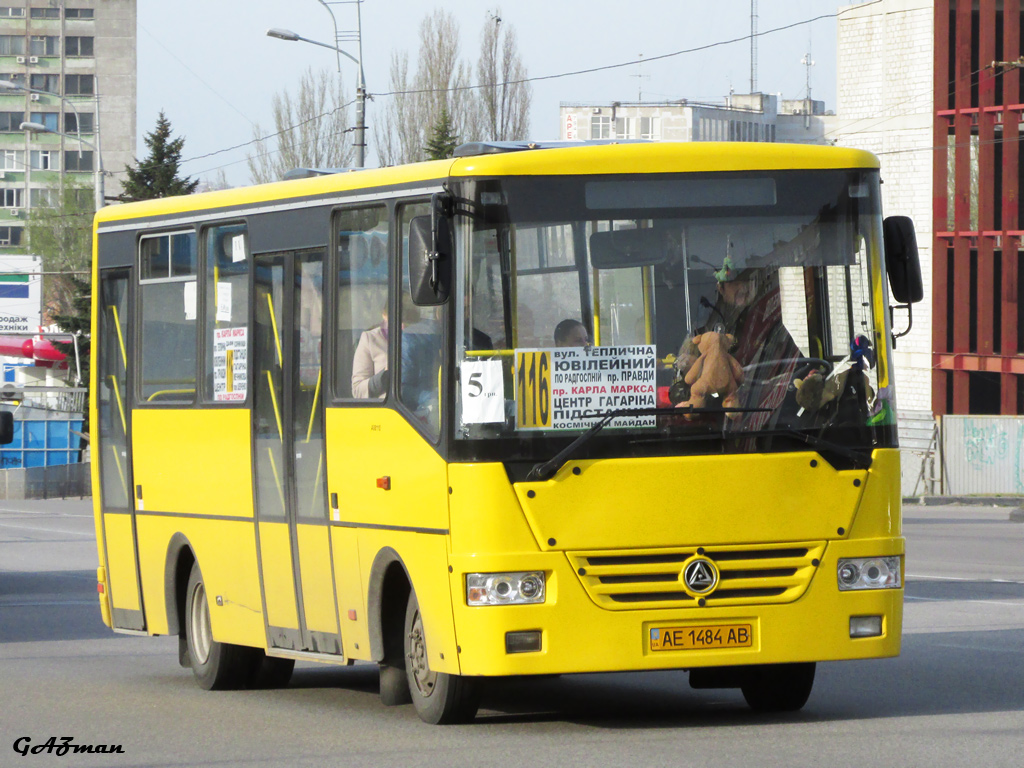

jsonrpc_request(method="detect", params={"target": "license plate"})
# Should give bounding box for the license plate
[649,623,753,651]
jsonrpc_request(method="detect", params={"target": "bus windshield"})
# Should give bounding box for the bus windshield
[451,169,893,466]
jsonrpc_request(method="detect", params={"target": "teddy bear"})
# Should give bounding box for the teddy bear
[675,331,744,414]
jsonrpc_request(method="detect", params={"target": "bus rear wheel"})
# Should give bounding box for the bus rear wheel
[184,562,254,690]
[404,593,480,724]
[740,662,816,712]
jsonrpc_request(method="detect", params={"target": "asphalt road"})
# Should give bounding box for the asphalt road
[1,498,1022,768]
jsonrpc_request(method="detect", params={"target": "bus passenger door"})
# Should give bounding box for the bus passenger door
[96,269,145,631]
[252,250,342,654]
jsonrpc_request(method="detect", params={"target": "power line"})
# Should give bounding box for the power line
[170,5,876,178]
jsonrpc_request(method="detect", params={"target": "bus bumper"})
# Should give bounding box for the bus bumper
[448,536,903,677]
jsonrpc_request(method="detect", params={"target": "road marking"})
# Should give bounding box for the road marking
[0,600,97,607]
[909,574,1024,585]
[0,521,94,537]
[905,595,1024,608]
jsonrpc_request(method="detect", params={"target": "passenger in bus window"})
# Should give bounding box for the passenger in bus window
[351,302,390,399]
[554,318,591,348]
[352,300,423,398]
[400,306,443,430]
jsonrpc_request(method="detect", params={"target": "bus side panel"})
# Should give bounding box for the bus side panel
[324,407,460,674]
[296,525,337,634]
[256,522,299,630]
[131,408,263,646]
[131,409,254,517]
[103,513,142,614]
[848,449,902,539]
[135,516,264,646]
[330,527,371,659]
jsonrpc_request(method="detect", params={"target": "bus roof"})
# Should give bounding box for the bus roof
[95,141,879,227]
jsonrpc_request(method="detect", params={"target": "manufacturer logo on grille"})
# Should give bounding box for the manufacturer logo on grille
[682,557,719,595]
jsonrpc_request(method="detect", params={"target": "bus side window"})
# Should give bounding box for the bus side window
[203,223,249,403]
[397,201,440,438]
[335,205,389,399]
[138,230,197,404]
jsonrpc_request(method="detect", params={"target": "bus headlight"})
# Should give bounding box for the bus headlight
[836,557,901,590]
[466,572,546,606]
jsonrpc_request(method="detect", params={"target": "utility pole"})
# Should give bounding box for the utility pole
[317,0,367,167]
[750,0,758,94]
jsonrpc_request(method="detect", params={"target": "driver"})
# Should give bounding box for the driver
[670,256,799,426]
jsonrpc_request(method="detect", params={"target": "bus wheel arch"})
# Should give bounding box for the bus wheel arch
[366,547,413,706]
[163,533,196,667]
[183,560,255,690]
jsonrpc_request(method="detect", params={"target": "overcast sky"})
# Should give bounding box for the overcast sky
[136,1,841,187]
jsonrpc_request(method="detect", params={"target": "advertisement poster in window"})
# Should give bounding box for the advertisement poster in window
[213,327,247,402]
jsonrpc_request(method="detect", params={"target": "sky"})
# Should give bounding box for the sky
[136,0,841,188]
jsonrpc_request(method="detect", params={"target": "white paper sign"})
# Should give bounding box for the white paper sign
[183,281,197,320]
[460,359,505,424]
[216,281,232,322]
[213,326,248,402]
[231,234,246,262]
[516,345,657,431]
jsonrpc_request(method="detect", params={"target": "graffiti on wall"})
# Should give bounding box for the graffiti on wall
[944,417,1024,494]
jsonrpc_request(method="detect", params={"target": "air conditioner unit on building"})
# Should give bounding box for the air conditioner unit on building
[29,94,40,101]
[9,208,20,217]
[15,56,25,64]
[29,56,38,64]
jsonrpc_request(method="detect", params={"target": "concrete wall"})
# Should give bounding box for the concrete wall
[0,461,90,499]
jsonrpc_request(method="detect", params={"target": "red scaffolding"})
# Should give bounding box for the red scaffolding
[933,0,1023,414]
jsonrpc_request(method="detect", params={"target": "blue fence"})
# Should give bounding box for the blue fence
[0,418,85,468]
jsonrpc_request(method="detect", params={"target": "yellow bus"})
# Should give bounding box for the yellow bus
[92,141,922,724]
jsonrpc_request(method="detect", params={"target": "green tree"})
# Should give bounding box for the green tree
[120,111,199,201]
[23,180,93,326]
[424,108,458,160]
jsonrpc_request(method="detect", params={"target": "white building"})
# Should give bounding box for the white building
[831,0,934,413]
[560,92,835,145]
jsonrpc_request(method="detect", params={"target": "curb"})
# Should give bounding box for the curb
[902,496,1024,507]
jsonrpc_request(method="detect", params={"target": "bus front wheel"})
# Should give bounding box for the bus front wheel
[740,662,816,712]
[404,593,480,724]
[184,562,254,690]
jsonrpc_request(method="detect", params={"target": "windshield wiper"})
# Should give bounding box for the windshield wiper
[525,405,772,482]
[741,427,873,470]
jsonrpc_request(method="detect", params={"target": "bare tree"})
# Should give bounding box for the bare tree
[247,67,353,184]
[375,9,472,166]
[476,9,531,141]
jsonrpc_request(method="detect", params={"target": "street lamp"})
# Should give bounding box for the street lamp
[20,122,104,211]
[0,79,103,209]
[267,27,367,168]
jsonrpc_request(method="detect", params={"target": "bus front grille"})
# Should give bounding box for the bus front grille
[567,542,827,610]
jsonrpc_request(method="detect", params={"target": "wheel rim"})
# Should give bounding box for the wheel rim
[406,608,436,697]
[189,580,212,665]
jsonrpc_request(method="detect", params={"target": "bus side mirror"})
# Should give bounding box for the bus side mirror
[882,216,923,304]
[408,194,452,306]
[0,411,12,445]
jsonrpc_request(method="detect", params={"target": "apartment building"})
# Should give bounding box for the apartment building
[0,0,136,250]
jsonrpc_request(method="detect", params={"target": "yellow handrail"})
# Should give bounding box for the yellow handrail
[267,446,286,513]
[145,388,195,402]
[305,367,322,443]
[110,305,127,368]
[464,349,514,357]
[266,293,283,367]
[109,375,127,434]
[265,371,283,442]
[108,444,128,504]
